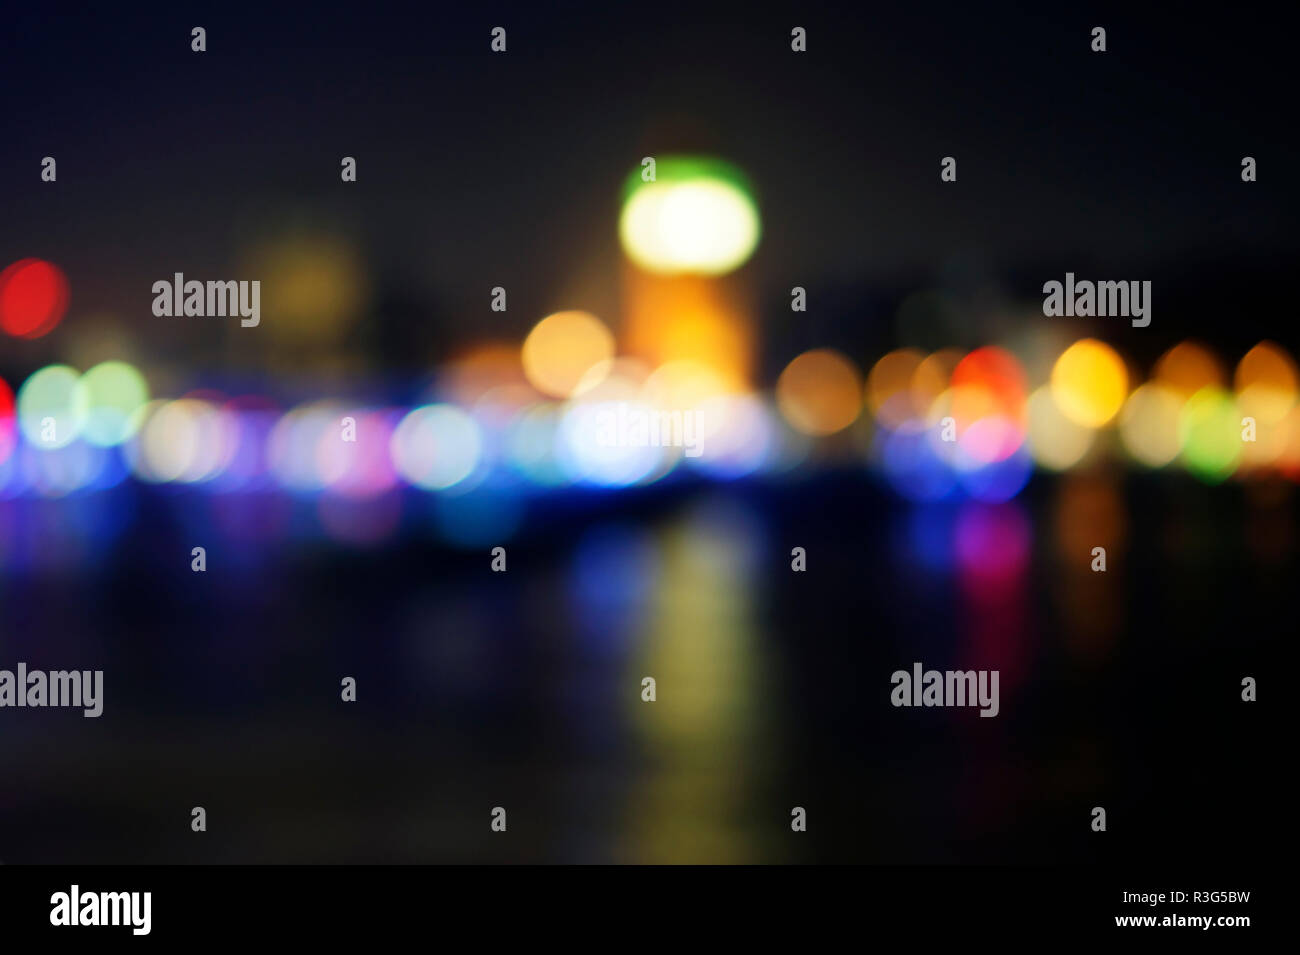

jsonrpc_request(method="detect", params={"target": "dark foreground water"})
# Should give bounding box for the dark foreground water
[0,469,1280,863]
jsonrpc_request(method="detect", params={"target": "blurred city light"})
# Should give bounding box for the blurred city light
[77,360,150,446]
[521,310,615,398]
[619,157,760,276]
[1179,386,1241,483]
[0,258,70,339]
[390,403,483,490]
[1050,338,1127,428]
[776,348,862,436]
[17,364,86,449]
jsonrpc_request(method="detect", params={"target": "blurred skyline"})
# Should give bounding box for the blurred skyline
[4,4,1294,379]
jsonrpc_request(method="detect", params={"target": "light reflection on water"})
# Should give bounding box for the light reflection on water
[0,471,1290,862]
[613,496,776,863]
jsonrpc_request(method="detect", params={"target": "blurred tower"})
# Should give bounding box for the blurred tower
[617,156,761,392]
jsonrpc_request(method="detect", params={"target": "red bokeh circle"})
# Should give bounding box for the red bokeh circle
[0,258,70,338]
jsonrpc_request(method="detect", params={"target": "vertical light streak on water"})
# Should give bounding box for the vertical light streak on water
[620,496,773,863]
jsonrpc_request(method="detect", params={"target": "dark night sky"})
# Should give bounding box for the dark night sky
[3,2,1294,373]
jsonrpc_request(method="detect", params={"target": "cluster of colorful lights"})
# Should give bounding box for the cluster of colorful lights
[3,318,1297,505]
[5,157,1296,517]
[851,338,1300,500]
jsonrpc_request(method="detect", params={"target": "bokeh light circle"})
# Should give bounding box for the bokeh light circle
[619,157,760,275]
[1235,341,1297,427]
[948,347,1028,462]
[1118,383,1183,468]
[1179,387,1241,484]
[776,348,863,436]
[1050,339,1127,428]
[77,360,150,446]
[1155,341,1223,398]
[0,259,70,338]
[1026,386,1094,470]
[390,404,482,490]
[17,364,86,449]
[866,348,926,427]
[521,311,615,399]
